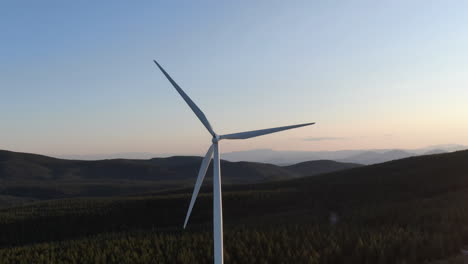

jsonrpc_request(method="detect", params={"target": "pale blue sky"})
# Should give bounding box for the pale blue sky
[1,0,467,156]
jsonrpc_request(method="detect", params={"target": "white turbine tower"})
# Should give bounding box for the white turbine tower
[153,60,314,264]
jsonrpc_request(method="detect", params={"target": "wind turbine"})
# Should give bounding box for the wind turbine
[153,60,314,264]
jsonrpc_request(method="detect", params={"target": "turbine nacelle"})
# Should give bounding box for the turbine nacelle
[212,134,221,144]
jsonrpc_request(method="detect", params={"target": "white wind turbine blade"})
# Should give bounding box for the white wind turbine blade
[183,144,214,229]
[153,60,216,137]
[220,122,315,140]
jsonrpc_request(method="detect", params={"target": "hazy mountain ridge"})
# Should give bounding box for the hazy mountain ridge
[222,144,467,165]
[340,149,415,165]
[50,144,467,165]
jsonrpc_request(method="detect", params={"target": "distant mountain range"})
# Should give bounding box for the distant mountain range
[0,149,361,205]
[222,144,467,165]
[52,144,467,165]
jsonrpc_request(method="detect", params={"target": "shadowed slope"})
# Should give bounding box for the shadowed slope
[0,150,361,203]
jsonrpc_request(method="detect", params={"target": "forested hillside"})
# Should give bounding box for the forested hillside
[0,150,468,263]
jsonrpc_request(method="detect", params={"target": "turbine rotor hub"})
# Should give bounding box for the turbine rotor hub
[212,134,220,143]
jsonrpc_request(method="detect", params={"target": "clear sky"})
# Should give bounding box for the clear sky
[1,0,467,157]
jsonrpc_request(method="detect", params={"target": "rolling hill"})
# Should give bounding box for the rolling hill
[0,149,362,204]
[283,160,361,176]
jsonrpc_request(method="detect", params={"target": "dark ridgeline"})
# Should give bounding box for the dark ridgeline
[0,149,361,202]
[0,150,468,263]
